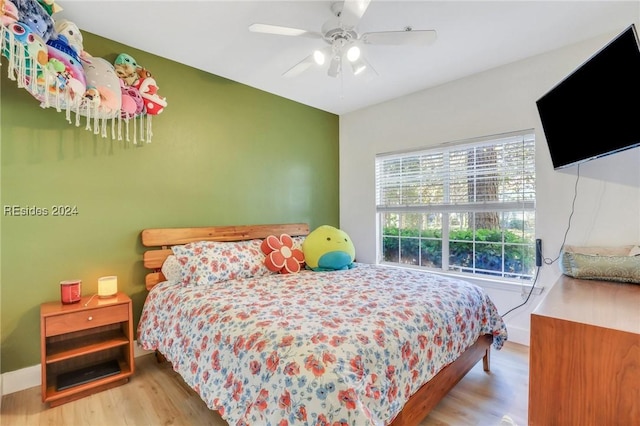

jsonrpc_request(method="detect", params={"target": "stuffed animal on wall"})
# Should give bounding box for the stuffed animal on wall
[81,56,122,117]
[119,79,144,118]
[46,34,86,102]
[25,26,48,67]
[13,0,55,42]
[2,20,48,82]
[133,67,167,115]
[53,19,84,58]
[114,53,140,86]
[35,0,62,15]
[1,0,19,26]
[2,20,44,59]
[114,53,145,118]
[302,225,356,271]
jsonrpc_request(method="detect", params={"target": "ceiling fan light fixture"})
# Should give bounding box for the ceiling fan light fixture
[351,56,367,75]
[328,55,341,77]
[352,63,366,76]
[250,0,436,80]
[313,50,326,65]
[346,45,361,62]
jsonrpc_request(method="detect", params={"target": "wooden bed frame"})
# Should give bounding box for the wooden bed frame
[141,223,493,426]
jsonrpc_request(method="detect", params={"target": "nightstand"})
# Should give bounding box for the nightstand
[40,292,135,407]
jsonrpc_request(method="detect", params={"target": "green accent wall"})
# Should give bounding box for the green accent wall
[0,32,339,373]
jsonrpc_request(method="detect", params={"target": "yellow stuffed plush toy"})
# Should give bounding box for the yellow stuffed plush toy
[302,225,356,271]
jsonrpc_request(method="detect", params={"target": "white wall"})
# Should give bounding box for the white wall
[339,27,640,346]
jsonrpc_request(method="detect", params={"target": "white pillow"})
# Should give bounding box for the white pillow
[161,255,183,283]
[291,235,306,251]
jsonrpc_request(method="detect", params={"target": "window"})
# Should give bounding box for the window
[375,130,536,280]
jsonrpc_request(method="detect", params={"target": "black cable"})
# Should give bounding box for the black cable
[501,265,540,317]
[501,164,581,317]
[545,163,580,265]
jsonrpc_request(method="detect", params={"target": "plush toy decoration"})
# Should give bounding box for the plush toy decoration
[3,21,41,57]
[81,56,121,117]
[261,234,305,274]
[2,21,48,83]
[13,0,55,42]
[46,34,86,102]
[119,80,144,118]
[1,0,19,26]
[25,26,47,67]
[53,19,84,58]
[302,225,356,271]
[133,67,167,115]
[35,0,62,15]
[114,53,140,86]
[0,2,168,143]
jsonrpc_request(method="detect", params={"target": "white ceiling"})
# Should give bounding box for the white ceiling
[56,1,639,115]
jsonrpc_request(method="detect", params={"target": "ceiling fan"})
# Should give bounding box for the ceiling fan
[248,0,437,78]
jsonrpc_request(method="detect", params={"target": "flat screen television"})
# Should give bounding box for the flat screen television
[536,24,640,169]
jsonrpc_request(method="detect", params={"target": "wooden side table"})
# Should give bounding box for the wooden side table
[40,292,135,407]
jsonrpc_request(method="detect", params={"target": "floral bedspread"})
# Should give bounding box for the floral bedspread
[137,263,507,425]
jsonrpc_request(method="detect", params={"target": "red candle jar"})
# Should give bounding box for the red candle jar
[60,280,82,304]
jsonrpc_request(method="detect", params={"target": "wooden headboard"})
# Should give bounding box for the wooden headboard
[141,223,310,290]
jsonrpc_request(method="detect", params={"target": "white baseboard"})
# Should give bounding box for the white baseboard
[1,341,153,397]
[1,363,40,396]
[504,324,530,346]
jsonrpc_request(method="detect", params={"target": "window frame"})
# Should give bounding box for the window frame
[375,130,536,282]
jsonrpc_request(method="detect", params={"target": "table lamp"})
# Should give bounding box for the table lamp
[98,276,118,298]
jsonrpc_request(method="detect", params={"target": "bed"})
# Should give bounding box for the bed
[137,223,508,425]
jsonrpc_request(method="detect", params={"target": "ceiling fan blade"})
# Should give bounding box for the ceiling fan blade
[339,0,371,29]
[283,54,315,78]
[362,29,437,46]
[248,23,322,39]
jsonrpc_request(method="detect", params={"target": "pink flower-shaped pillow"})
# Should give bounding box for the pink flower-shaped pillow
[261,234,305,274]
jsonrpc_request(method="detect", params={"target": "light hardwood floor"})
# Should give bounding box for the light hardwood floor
[1,342,528,426]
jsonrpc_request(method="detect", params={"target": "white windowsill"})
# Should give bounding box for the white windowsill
[377,262,545,295]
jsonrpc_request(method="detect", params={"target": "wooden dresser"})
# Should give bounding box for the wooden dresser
[528,275,640,425]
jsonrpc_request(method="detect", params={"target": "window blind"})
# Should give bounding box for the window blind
[375,131,535,213]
